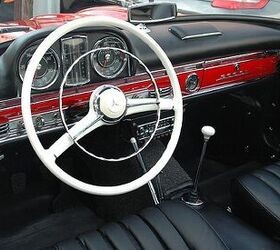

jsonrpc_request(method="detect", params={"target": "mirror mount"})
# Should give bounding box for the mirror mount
[128,3,177,24]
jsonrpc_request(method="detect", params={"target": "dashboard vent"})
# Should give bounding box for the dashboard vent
[0,122,9,138]
[150,86,172,98]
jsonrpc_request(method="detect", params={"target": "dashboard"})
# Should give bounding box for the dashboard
[0,19,280,146]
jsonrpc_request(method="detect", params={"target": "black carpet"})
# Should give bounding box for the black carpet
[77,140,192,221]
[141,140,193,198]
[0,207,102,250]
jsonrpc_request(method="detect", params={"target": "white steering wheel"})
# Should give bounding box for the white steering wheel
[21,16,183,196]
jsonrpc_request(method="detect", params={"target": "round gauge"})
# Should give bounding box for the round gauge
[91,36,128,79]
[185,73,199,92]
[18,45,60,90]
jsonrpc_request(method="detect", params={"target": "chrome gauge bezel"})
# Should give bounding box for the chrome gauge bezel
[61,35,91,86]
[185,73,200,93]
[18,45,60,90]
[91,36,128,79]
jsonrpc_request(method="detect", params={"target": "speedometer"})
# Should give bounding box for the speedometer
[18,45,60,90]
[91,36,128,79]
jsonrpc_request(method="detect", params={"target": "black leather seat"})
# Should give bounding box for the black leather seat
[231,163,280,240]
[53,201,279,250]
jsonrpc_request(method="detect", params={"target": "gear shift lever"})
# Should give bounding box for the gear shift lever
[183,126,215,206]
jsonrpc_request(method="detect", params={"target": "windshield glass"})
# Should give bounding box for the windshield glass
[0,0,278,23]
[1,0,279,23]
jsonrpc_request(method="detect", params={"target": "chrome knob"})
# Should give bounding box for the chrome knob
[35,116,45,129]
[201,126,216,141]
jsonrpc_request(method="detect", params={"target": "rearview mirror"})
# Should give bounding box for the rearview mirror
[128,3,177,24]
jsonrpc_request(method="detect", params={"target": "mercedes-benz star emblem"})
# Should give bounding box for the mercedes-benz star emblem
[112,97,120,108]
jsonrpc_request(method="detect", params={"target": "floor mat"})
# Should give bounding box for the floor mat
[0,192,53,237]
[0,207,102,250]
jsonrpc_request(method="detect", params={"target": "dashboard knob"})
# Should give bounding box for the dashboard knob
[145,128,150,135]
[149,126,154,133]
[35,116,45,130]
[138,127,145,136]
[0,118,9,138]
[17,121,25,131]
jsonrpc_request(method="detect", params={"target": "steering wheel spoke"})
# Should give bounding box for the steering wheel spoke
[47,111,104,159]
[126,97,174,116]
[68,111,104,141]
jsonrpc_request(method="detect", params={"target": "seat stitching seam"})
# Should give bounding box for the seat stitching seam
[180,201,230,250]
[117,221,142,249]
[156,206,192,250]
[97,229,117,249]
[76,237,89,250]
[252,172,280,196]
[237,178,280,222]
[136,214,168,249]
[238,178,280,221]
[264,167,280,179]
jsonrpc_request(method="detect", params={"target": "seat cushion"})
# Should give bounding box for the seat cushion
[231,163,280,239]
[53,201,278,250]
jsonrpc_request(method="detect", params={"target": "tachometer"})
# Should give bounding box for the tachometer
[18,45,60,90]
[91,36,128,79]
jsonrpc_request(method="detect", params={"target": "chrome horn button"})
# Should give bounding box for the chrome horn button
[99,88,126,119]
[93,85,127,122]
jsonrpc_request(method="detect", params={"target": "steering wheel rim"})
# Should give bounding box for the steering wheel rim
[21,16,183,196]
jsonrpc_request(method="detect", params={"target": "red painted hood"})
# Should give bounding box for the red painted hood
[0,6,128,44]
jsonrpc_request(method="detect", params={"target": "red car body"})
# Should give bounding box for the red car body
[0,6,128,44]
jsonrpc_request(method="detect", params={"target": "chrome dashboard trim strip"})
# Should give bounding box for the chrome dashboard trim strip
[203,51,266,68]
[134,51,272,77]
[181,32,222,40]
[182,81,245,99]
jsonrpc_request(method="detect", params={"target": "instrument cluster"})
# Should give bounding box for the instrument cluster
[17,33,130,91]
